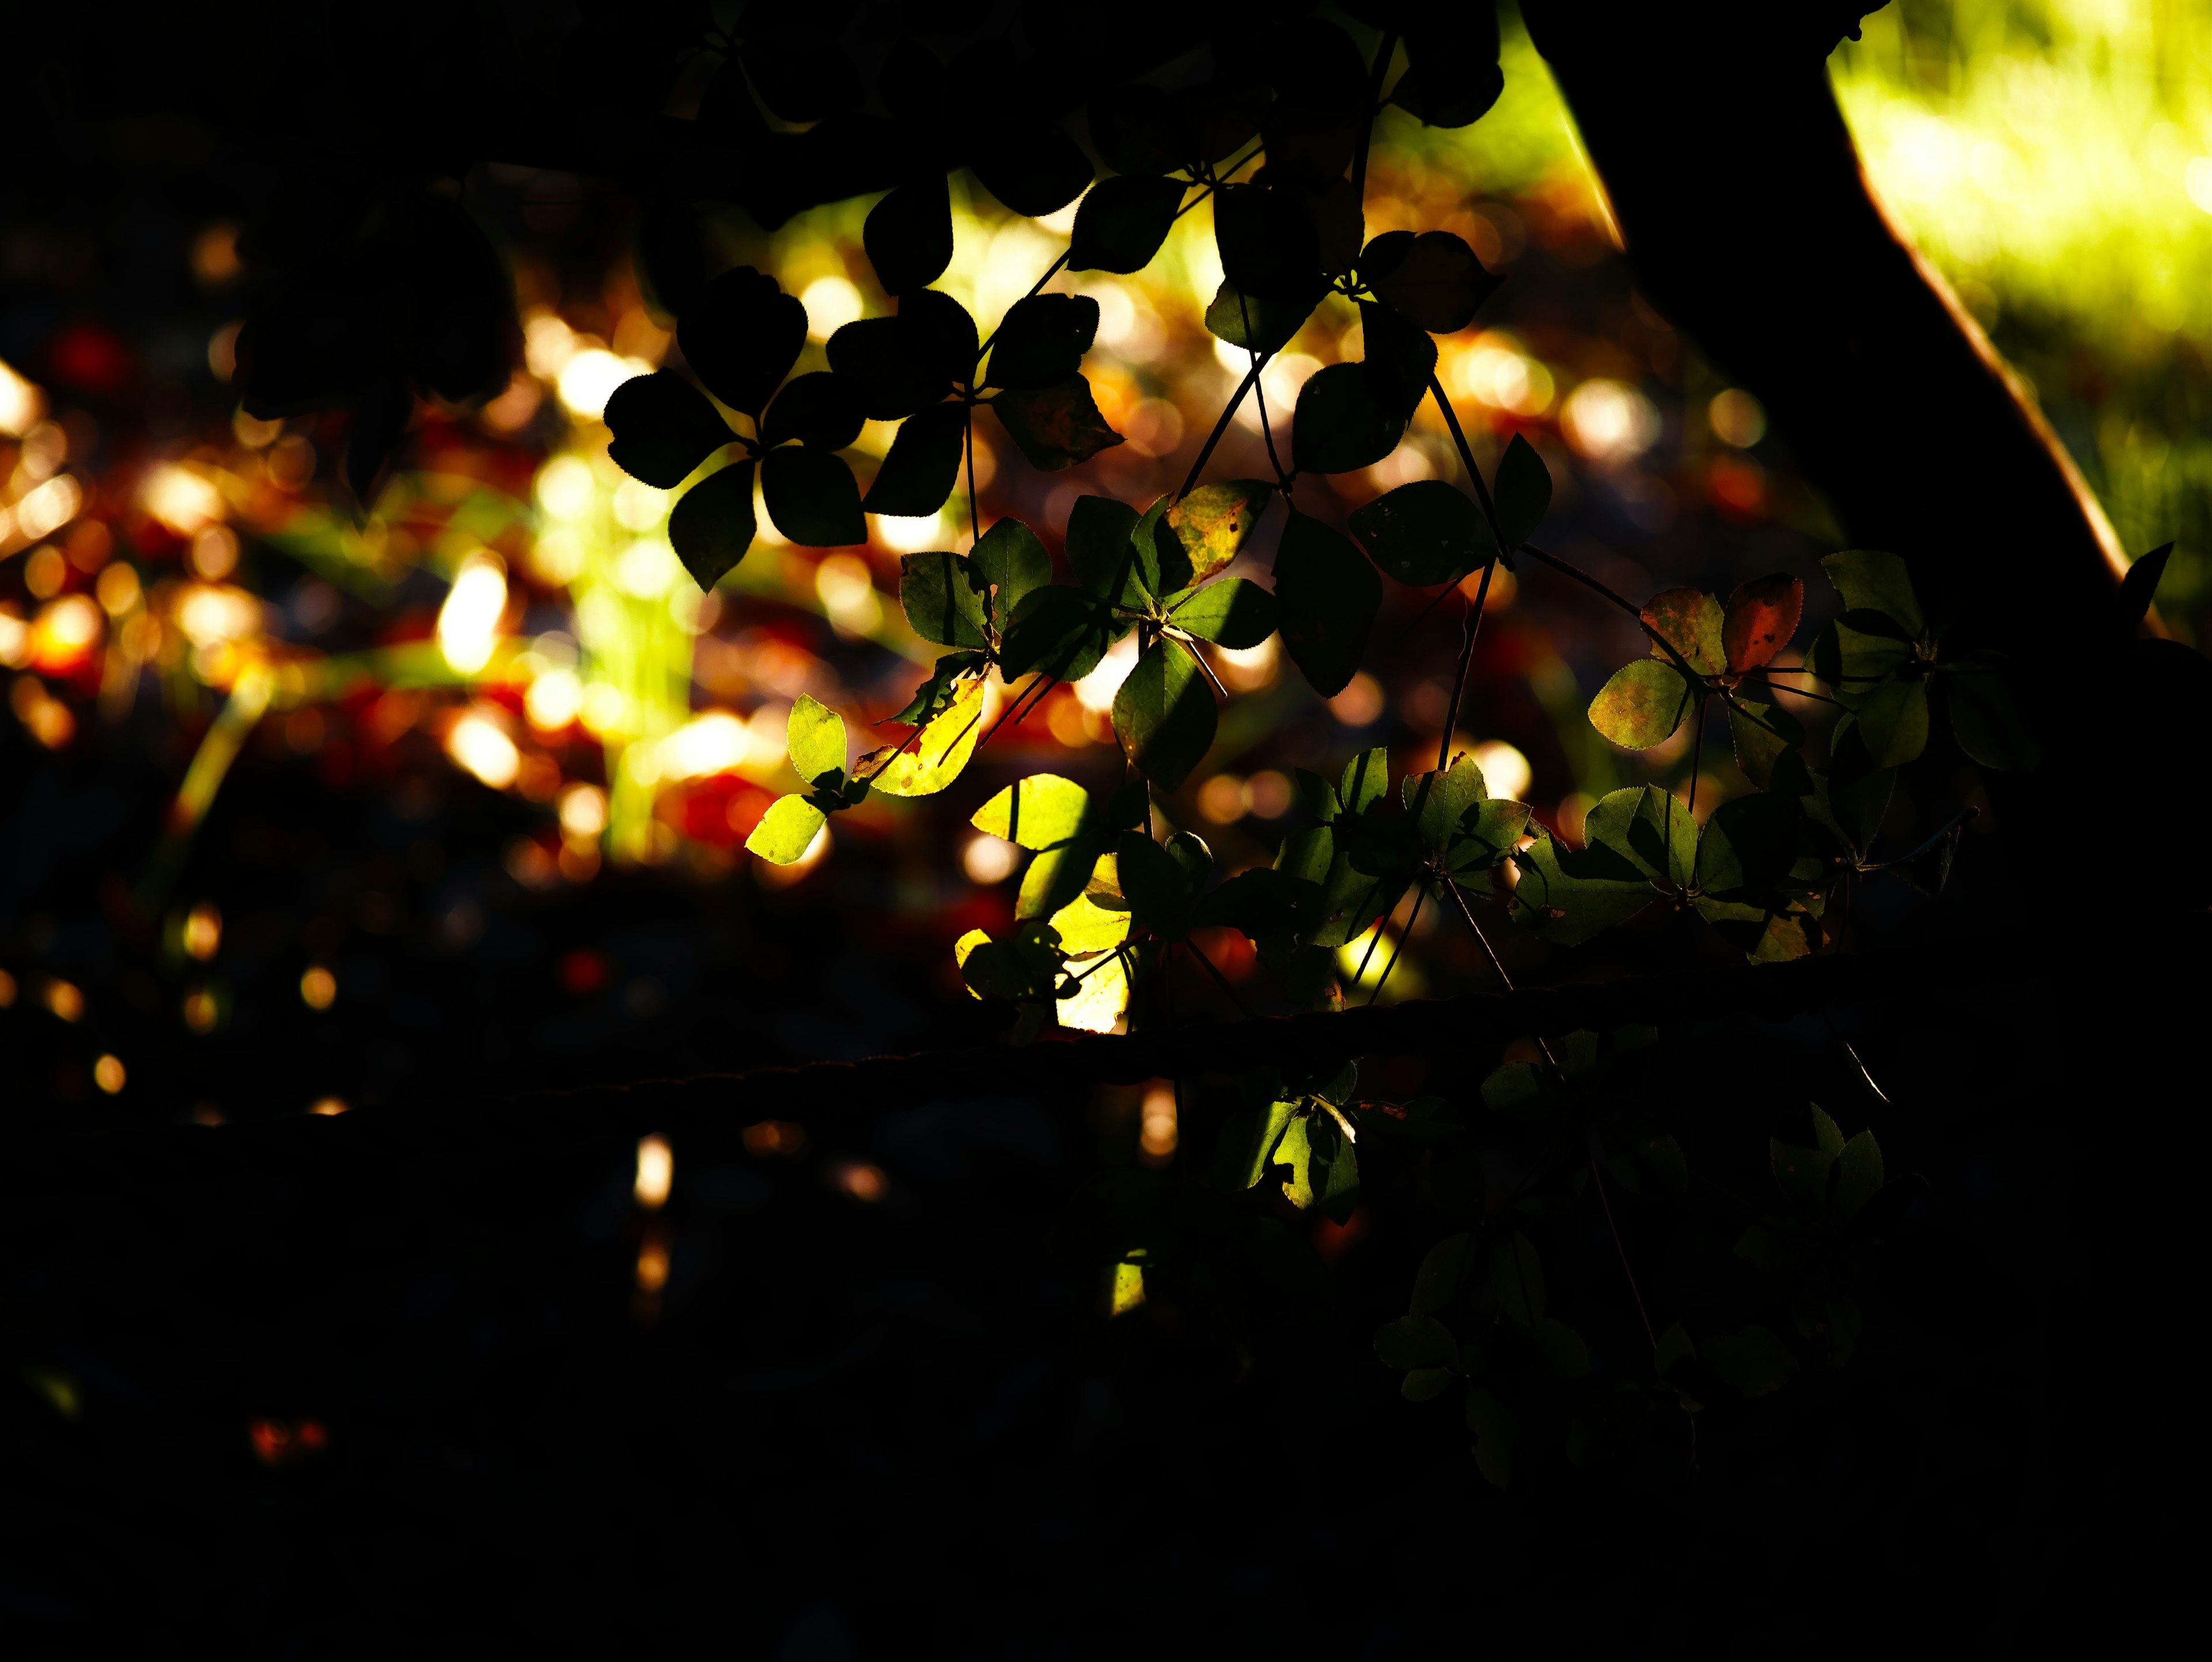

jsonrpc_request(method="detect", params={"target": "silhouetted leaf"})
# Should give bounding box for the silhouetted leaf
[986,294,1099,391]
[863,402,968,516]
[1723,574,1804,673]
[1493,433,1550,550]
[1205,279,1323,354]
[761,371,866,450]
[1410,1232,1475,1317]
[2116,541,2173,635]
[746,793,827,864]
[1357,300,1438,422]
[1350,479,1494,586]
[1467,1386,1516,1489]
[876,33,948,123]
[1392,8,1505,127]
[761,446,865,546]
[680,267,808,417]
[1852,677,1930,768]
[1361,230,1499,334]
[1166,577,1276,647]
[828,315,949,419]
[1292,361,1406,475]
[1216,183,1321,299]
[1725,698,1804,789]
[971,123,1093,217]
[1116,828,1194,938]
[899,549,991,650]
[1068,175,1186,274]
[1165,480,1272,582]
[1000,584,1112,682]
[669,459,757,590]
[605,371,735,487]
[1113,638,1215,790]
[1089,82,1187,175]
[991,376,1125,471]
[1694,792,1800,895]
[1192,866,1298,937]
[865,175,955,296]
[1272,510,1380,696]
[741,25,862,123]
[1589,659,1694,749]
[1066,494,1144,600]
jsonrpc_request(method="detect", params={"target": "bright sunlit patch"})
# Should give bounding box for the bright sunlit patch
[634,1134,673,1210]
[655,711,753,780]
[309,1097,347,1116]
[300,967,336,1010]
[0,357,44,436]
[141,464,222,535]
[95,563,141,615]
[961,833,1018,884]
[14,475,82,542]
[446,709,521,790]
[43,978,84,1021]
[1327,672,1385,728]
[1561,378,1660,464]
[1248,769,1293,819]
[800,275,864,342]
[556,349,649,420]
[1073,631,1139,713]
[1215,635,1279,692]
[612,478,668,531]
[613,538,681,599]
[535,454,596,521]
[93,1054,126,1094]
[815,553,881,634]
[877,509,953,552]
[558,782,609,840]
[1196,773,1248,824]
[1465,739,1533,802]
[37,595,101,657]
[175,584,260,648]
[1139,1083,1177,1165]
[183,902,221,960]
[525,666,584,730]
[189,526,239,581]
[437,552,507,675]
[2188,158,2212,217]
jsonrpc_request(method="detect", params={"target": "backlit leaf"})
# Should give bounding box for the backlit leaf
[991,376,1125,471]
[999,584,1113,682]
[1204,279,1323,354]
[1725,698,1804,789]
[1112,638,1215,791]
[971,517,1052,634]
[972,773,1091,849]
[785,694,847,788]
[1942,660,2039,771]
[1165,480,1272,584]
[745,793,827,864]
[861,675,985,796]
[1852,677,1930,768]
[1835,1128,1884,1223]
[1722,573,1804,673]
[1821,549,1925,638]
[1589,658,1694,749]
[899,549,990,650]
[1065,494,1145,601]
[1641,587,1726,678]
[1056,945,1130,1034]
[1166,577,1277,648]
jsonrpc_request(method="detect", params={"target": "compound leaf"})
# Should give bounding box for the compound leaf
[604,371,734,488]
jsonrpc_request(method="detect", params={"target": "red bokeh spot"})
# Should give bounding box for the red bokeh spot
[559,949,607,994]
[1708,457,1767,521]
[47,322,133,393]
[248,1417,328,1465]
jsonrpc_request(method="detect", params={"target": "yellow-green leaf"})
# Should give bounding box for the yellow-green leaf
[1589,658,1694,749]
[861,676,986,796]
[745,793,827,864]
[1640,587,1726,677]
[786,693,846,786]
[1057,947,1130,1033]
[971,773,1091,849]
[1165,479,1272,583]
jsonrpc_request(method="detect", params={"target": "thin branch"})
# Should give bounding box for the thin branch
[1351,30,1401,210]
[1184,936,1256,1020]
[1179,355,1268,501]
[1588,1154,1659,1351]
[1438,560,1495,770]
[1364,887,1423,1005]
[1428,372,1503,540]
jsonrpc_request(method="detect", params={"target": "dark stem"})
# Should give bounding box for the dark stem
[1251,351,1291,489]
[1521,542,1707,686]
[1184,936,1256,1020]
[964,401,980,549]
[1438,560,1496,770]
[1178,356,1268,502]
[1428,373,1503,539]
[1588,1154,1660,1351]
[1364,887,1423,1005]
[1350,31,1401,207]
[1443,877,1560,1074]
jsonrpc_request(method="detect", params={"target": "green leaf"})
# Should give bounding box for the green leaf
[760,371,866,451]
[1376,1316,1459,1371]
[1492,434,1551,551]
[972,517,1052,634]
[863,175,952,297]
[1191,867,1298,938]
[1834,1128,1884,1223]
[984,294,1100,391]
[1339,746,1391,817]
[1479,1062,1555,1120]
[1653,1323,1695,1377]
[1402,1368,1455,1402]
[1770,1132,1836,1217]
[1113,639,1215,791]
[745,793,827,864]
[1509,830,1657,946]
[862,403,967,517]
[990,376,1125,472]
[1291,361,1408,475]
[1021,837,1109,923]
[1466,1387,1517,1489]
[1349,480,1495,587]
[1722,573,1804,673]
[1273,1112,1359,1216]
[999,585,1113,682]
[760,446,866,547]
[1586,786,1695,885]
[899,550,990,650]
[1641,588,1727,679]
[1852,677,1930,769]
[1227,1097,1298,1189]
[1694,792,1801,896]
[1067,174,1186,274]
[604,372,735,489]
[1701,1326,1798,1398]
[1116,828,1194,939]
[1821,549,1926,639]
[2116,540,2173,635]
[860,675,985,797]
[972,773,1091,850]
[785,694,847,788]
[1272,511,1380,696]
[1410,1232,1475,1317]
[1589,659,1695,750]
[1361,229,1499,334]
[1204,279,1323,354]
[1942,661,2039,771]
[1490,1232,1545,1325]
[1165,480,1272,584]
[679,266,806,417]
[1725,698,1803,790]
[1065,494,1144,601]
[1406,752,1487,854]
[668,459,757,590]
[1166,577,1277,648]
[1445,798,1532,880]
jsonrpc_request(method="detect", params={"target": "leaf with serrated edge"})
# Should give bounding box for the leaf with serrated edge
[1589,658,1694,749]
[859,676,985,797]
[1722,574,1803,673]
[1641,588,1726,678]
[1165,480,1271,583]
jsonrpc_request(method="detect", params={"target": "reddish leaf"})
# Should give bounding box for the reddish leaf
[1639,588,1725,678]
[1723,574,1804,673]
